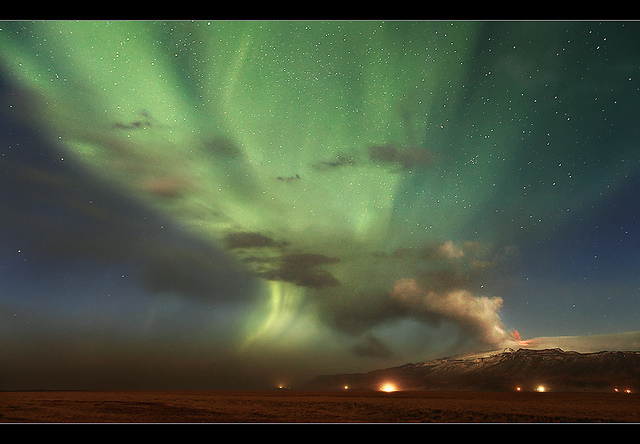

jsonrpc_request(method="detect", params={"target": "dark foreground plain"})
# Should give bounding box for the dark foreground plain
[0,390,638,423]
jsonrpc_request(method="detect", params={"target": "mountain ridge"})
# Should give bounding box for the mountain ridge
[303,348,640,392]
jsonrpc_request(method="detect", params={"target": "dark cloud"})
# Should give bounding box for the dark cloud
[222,231,341,290]
[276,173,301,182]
[256,253,340,289]
[368,144,400,164]
[320,289,402,335]
[397,145,435,169]
[111,110,154,131]
[310,154,356,171]
[351,334,394,359]
[368,144,434,170]
[282,253,340,268]
[223,231,289,250]
[202,135,243,159]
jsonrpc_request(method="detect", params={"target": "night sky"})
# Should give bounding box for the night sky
[1,21,639,390]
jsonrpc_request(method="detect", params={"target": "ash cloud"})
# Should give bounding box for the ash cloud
[318,240,512,350]
[390,278,508,347]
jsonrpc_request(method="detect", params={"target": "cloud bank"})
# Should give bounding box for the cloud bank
[521,331,640,353]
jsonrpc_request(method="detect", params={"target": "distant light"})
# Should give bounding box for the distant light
[380,382,398,392]
[516,387,521,391]
[344,385,349,390]
[614,388,632,393]
[536,385,546,392]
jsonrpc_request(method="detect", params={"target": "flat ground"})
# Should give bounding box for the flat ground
[0,390,637,423]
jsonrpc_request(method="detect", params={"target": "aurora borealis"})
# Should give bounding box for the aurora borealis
[1,21,640,390]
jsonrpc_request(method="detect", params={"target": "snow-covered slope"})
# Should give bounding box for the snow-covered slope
[304,348,640,392]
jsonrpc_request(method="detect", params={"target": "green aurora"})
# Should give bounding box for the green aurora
[2,21,640,389]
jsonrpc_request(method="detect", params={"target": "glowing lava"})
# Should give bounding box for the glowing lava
[380,382,398,392]
[512,330,534,347]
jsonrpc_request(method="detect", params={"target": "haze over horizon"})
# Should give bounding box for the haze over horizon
[1,21,639,390]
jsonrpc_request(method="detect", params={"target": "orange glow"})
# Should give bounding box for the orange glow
[512,330,533,347]
[380,382,398,392]
[536,385,546,392]
[516,387,521,391]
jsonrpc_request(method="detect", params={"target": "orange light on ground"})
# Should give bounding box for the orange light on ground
[516,387,521,391]
[536,385,546,392]
[614,388,632,393]
[380,382,398,392]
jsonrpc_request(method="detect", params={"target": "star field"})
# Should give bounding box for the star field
[1,21,639,390]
